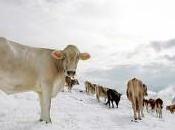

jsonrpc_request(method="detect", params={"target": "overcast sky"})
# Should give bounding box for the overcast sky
[0,0,175,92]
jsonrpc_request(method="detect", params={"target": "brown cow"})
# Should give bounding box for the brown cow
[166,104,175,113]
[65,76,79,92]
[95,85,108,102]
[85,81,96,95]
[148,98,156,112]
[126,78,148,120]
[155,98,163,118]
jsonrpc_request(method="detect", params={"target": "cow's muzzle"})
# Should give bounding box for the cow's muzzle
[67,71,76,77]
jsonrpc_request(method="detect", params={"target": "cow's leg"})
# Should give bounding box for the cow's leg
[85,86,87,93]
[96,89,100,102]
[146,104,148,112]
[108,100,111,108]
[41,83,52,123]
[140,101,144,118]
[115,100,118,108]
[112,100,114,108]
[132,103,137,120]
[96,95,100,102]
[68,85,71,92]
[137,100,142,120]
[70,84,73,92]
[137,107,141,120]
[38,92,44,122]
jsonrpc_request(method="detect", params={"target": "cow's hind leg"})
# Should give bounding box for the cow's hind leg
[132,102,137,120]
[115,100,119,108]
[106,99,111,108]
[112,100,114,108]
[140,100,144,118]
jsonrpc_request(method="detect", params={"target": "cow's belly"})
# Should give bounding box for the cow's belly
[0,71,38,94]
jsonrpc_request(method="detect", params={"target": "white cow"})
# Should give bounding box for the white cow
[0,37,90,123]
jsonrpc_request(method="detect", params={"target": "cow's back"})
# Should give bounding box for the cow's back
[127,78,144,101]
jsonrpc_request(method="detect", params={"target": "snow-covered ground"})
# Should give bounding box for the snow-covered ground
[0,85,175,130]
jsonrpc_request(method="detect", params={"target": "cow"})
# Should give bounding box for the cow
[85,81,96,95]
[0,37,90,123]
[95,85,108,102]
[126,78,148,120]
[155,98,163,118]
[105,89,122,108]
[166,104,175,113]
[148,98,156,112]
[65,76,79,92]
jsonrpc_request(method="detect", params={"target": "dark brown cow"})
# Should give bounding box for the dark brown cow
[155,98,163,118]
[106,89,122,108]
[148,98,156,112]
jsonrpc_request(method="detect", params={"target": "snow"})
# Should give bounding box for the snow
[158,86,175,104]
[0,85,175,130]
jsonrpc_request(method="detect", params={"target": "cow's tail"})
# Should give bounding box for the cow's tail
[131,79,139,111]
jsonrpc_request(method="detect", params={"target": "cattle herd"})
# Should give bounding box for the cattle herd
[66,77,175,121]
[0,37,175,124]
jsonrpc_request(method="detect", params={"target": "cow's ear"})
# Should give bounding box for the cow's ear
[51,50,64,60]
[80,53,90,60]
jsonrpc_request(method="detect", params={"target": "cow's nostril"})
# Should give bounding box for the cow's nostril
[73,71,76,75]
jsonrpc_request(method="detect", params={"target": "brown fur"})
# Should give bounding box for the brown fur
[148,98,156,111]
[126,78,147,120]
[155,98,163,118]
[65,76,79,92]
[166,105,175,113]
[95,85,108,102]
[85,81,96,95]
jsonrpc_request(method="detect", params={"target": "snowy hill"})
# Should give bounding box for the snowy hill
[0,85,175,130]
[157,86,175,104]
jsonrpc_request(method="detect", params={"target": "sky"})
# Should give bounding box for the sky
[0,0,175,92]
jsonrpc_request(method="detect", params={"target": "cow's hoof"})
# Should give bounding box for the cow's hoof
[39,118,52,124]
[39,119,43,122]
[138,118,142,120]
[46,120,52,124]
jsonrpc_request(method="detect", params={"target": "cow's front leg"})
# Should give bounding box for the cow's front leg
[41,82,52,123]
[37,92,44,122]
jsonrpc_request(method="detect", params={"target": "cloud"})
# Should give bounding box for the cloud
[0,0,175,92]
[83,63,175,93]
[163,55,175,63]
[151,39,175,52]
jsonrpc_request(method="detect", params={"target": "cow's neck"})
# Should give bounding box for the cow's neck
[54,59,64,74]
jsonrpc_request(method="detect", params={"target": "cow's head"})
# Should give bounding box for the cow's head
[51,45,90,78]
[143,84,148,96]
